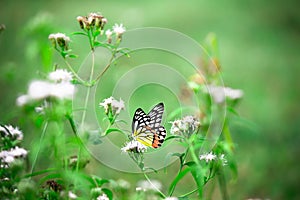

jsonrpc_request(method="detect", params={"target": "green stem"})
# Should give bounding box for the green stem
[218,168,229,200]
[179,188,198,198]
[30,121,48,174]
[143,172,166,198]
[63,59,86,84]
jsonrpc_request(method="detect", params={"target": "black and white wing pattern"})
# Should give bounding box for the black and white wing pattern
[132,103,166,148]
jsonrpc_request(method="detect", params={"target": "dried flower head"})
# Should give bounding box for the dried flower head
[48,33,70,50]
[77,12,107,31]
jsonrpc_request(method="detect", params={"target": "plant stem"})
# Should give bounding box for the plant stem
[30,121,48,174]
[143,172,166,198]
[218,168,229,200]
[63,59,86,84]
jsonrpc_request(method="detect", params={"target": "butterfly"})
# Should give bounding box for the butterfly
[132,103,166,148]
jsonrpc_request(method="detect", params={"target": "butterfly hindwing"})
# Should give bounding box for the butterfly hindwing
[132,103,166,148]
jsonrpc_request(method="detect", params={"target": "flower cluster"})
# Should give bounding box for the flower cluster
[0,124,23,141]
[0,125,27,168]
[77,12,107,32]
[199,151,228,166]
[170,115,200,136]
[48,33,70,51]
[16,69,75,106]
[99,96,125,115]
[96,193,109,200]
[205,84,244,104]
[121,140,147,153]
[105,23,126,43]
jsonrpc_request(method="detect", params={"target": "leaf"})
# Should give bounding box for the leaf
[164,135,184,142]
[190,165,204,198]
[91,175,110,187]
[71,32,88,36]
[67,54,78,58]
[102,188,113,200]
[168,167,191,195]
[105,128,125,136]
[23,168,57,178]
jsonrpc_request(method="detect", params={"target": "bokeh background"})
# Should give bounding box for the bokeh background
[1,0,300,199]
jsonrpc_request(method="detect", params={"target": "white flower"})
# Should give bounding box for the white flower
[16,95,30,106]
[105,29,112,37]
[28,80,52,100]
[117,179,131,190]
[199,152,217,163]
[205,85,243,103]
[0,147,27,164]
[9,147,28,157]
[170,115,200,135]
[97,194,109,200]
[68,191,77,199]
[48,69,73,83]
[137,179,162,191]
[112,23,126,36]
[0,125,23,140]
[99,97,125,115]
[48,33,70,42]
[121,140,147,153]
[165,197,178,200]
[50,82,75,99]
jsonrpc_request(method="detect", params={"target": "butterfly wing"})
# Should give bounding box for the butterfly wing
[147,103,166,148]
[132,108,154,147]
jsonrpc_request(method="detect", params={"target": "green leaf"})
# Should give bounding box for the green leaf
[67,54,78,58]
[102,188,113,200]
[23,168,57,179]
[105,128,125,136]
[71,32,88,36]
[165,135,184,142]
[190,165,204,198]
[168,167,191,195]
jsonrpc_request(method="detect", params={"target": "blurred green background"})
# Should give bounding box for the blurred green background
[1,0,300,199]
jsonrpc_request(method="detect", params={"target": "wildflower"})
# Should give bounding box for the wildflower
[97,193,109,200]
[121,140,147,153]
[0,147,28,164]
[205,85,243,103]
[16,95,30,106]
[199,152,217,163]
[48,33,70,50]
[76,16,86,29]
[77,13,107,31]
[68,191,77,199]
[99,97,125,115]
[117,179,131,190]
[105,29,113,43]
[137,179,162,191]
[112,23,126,39]
[28,80,52,100]
[48,69,73,83]
[0,125,23,140]
[170,115,200,136]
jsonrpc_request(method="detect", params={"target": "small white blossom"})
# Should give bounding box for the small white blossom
[117,179,131,190]
[199,152,217,163]
[50,82,75,99]
[0,125,23,140]
[28,80,52,100]
[112,23,126,37]
[205,85,243,103]
[48,69,73,83]
[16,95,30,106]
[137,179,162,191]
[99,97,125,115]
[0,147,27,164]
[97,193,109,200]
[135,187,144,192]
[121,140,147,153]
[105,29,113,38]
[68,191,77,199]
